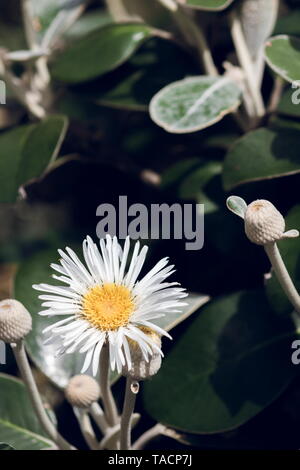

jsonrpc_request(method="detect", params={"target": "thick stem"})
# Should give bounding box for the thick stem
[76,409,99,450]
[132,423,165,450]
[12,341,74,450]
[99,345,119,427]
[229,10,265,120]
[120,378,139,450]
[267,77,284,114]
[21,0,37,50]
[89,402,108,434]
[265,242,300,314]
[157,0,218,75]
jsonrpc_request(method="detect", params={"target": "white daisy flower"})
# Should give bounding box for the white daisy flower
[33,235,187,375]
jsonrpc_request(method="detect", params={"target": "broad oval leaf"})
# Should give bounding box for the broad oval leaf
[14,247,206,388]
[90,39,197,111]
[143,290,298,433]
[222,127,300,190]
[51,23,153,83]
[266,205,300,316]
[0,115,68,203]
[264,35,300,84]
[0,374,55,450]
[149,76,241,134]
[277,87,300,118]
[176,0,235,11]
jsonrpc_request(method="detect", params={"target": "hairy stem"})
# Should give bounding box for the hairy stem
[89,402,108,434]
[21,0,37,50]
[120,378,139,450]
[76,408,99,450]
[265,242,300,314]
[157,0,218,75]
[12,341,74,450]
[99,345,119,427]
[132,423,165,450]
[229,10,265,120]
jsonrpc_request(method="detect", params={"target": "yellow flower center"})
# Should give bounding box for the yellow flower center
[82,283,135,331]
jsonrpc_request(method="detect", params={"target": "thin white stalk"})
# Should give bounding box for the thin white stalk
[99,345,119,427]
[89,402,108,433]
[157,0,218,75]
[12,341,75,450]
[21,0,37,50]
[229,10,265,119]
[132,423,165,450]
[120,378,139,450]
[265,242,300,314]
[75,408,99,450]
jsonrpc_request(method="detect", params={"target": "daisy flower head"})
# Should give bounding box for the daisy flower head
[33,235,187,375]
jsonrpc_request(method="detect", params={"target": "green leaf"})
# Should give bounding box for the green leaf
[222,127,300,190]
[264,35,300,84]
[90,39,196,111]
[161,157,222,213]
[277,87,300,117]
[266,205,300,316]
[156,293,210,332]
[0,115,68,203]
[51,23,153,83]
[149,76,241,134]
[226,196,247,219]
[274,10,300,36]
[0,442,14,450]
[176,0,235,11]
[0,374,55,450]
[0,442,15,450]
[64,10,112,40]
[144,290,298,433]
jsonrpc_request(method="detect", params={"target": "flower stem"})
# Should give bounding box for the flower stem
[89,402,108,434]
[229,9,265,120]
[99,344,119,427]
[264,242,300,314]
[132,423,165,450]
[76,408,99,450]
[157,0,218,75]
[120,378,139,450]
[12,341,74,450]
[21,0,37,50]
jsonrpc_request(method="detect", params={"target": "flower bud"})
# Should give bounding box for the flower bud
[123,328,162,381]
[244,199,285,245]
[65,374,100,408]
[0,299,32,343]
